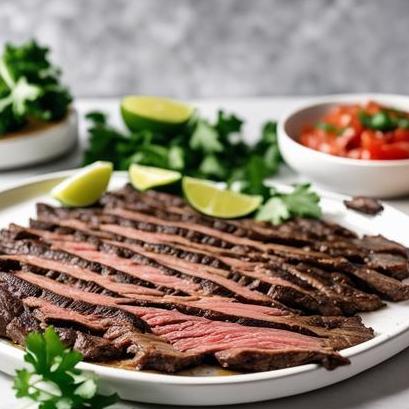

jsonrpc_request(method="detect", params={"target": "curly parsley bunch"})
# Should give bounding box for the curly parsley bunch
[0,40,72,135]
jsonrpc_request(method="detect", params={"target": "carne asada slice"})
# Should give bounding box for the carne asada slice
[95,239,336,315]
[35,203,354,272]
[30,212,369,312]
[99,192,409,275]
[102,228,383,314]
[0,271,349,371]
[0,254,164,297]
[125,306,349,370]
[52,240,278,306]
[62,220,402,305]
[23,296,202,371]
[344,197,384,215]
[0,273,202,372]
[0,254,374,349]
[5,218,408,306]
[0,233,202,297]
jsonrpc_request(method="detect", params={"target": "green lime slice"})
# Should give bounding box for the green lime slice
[129,164,181,191]
[51,161,113,207]
[182,177,263,218]
[121,95,194,133]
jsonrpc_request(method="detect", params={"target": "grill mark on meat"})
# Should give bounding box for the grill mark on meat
[0,231,200,297]
[53,240,274,306]
[0,253,374,349]
[118,306,349,370]
[23,218,387,314]
[96,239,340,315]
[0,281,201,371]
[0,255,164,297]
[349,267,409,301]
[102,207,351,265]
[93,225,384,313]
[5,221,408,305]
[100,191,409,278]
[95,227,409,302]
[36,204,354,273]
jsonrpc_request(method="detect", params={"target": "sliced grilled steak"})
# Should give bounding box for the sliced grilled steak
[0,271,348,371]
[1,185,407,374]
[98,191,409,278]
[123,306,349,370]
[0,253,374,349]
[22,219,381,316]
[0,272,202,372]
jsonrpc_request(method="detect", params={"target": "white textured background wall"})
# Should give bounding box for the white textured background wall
[1,0,408,98]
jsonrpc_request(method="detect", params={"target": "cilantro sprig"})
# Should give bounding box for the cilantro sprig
[14,327,119,409]
[83,111,282,198]
[0,40,72,135]
[256,184,322,225]
[359,109,409,132]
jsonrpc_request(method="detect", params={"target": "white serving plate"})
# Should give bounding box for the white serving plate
[0,170,409,406]
[0,110,78,170]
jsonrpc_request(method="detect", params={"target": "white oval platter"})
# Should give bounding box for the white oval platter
[0,170,408,406]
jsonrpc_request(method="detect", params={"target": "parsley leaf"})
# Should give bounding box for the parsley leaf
[256,197,290,225]
[256,184,322,225]
[0,40,72,135]
[199,154,227,179]
[190,119,224,153]
[14,327,119,409]
[215,110,243,142]
[282,183,322,219]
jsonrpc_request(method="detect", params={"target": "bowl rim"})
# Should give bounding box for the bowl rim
[278,93,409,167]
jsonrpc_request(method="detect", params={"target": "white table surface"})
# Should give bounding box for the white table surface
[1,97,409,408]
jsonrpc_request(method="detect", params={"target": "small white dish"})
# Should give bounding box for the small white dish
[278,94,409,198]
[0,109,78,170]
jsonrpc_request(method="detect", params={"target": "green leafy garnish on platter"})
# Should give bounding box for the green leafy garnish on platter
[0,40,72,135]
[14,327,119,409]
[256,183,322,225]
[83,101,282,198]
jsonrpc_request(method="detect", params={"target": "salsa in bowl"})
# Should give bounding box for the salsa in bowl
[278,94,409,198]
[299,101,409,160]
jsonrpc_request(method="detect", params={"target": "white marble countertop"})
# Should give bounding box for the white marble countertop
[1,97,409,408]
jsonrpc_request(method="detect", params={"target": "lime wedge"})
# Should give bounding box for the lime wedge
[129,164,181,191]
[182,177,263,218]
[121,95,194,133]
[51,161,113,207]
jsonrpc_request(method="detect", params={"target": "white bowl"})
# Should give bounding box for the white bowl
[278,94,409,198]
[0,109,78,170]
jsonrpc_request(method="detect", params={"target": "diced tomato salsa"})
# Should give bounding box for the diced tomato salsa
[299,101,409,160]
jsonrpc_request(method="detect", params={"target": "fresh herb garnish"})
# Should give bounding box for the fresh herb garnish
[256,183,321,225]
[358,109,409,132]
[315,122,341,134]
[83,103,323,225]
[14,327,119,409]
[0,40,72,135]
[83,110,282,197]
